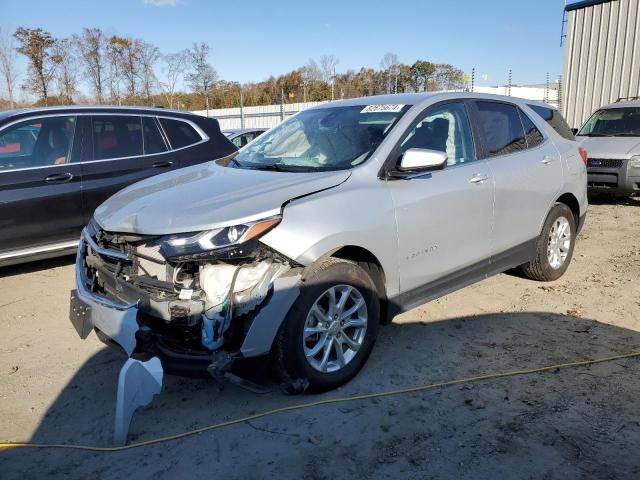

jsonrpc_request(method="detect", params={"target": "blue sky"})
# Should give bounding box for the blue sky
[5,0,569,89]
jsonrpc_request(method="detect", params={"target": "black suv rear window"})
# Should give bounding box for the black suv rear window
[159,118,202,150]
[92,115,143,160]
[527,104,575,140]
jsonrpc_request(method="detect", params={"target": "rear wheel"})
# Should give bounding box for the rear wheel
[522,203,576,281]
[273,257,380,391]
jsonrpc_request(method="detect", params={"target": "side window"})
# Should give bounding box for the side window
[232,133,253,148]
[92,116,143,160]
[143,117,168,154]
[518,109,544,148]
[0,116,76,171]
[527,104,575,140]
[475,102,527,157]
[400,102,476,166]
[159,118,202,149]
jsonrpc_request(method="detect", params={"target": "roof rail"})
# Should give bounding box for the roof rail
[616,96,640,103]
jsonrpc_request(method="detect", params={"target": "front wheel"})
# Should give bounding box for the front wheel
[273,257,380,392]
[522,203,576,282]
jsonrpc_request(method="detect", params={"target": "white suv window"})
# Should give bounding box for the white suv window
[475,102,527,157]
[401,102,476,166]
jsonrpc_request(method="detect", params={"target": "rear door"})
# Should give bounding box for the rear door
[469,101,563,255]
[79,114,173,223]
[0,115,83,255]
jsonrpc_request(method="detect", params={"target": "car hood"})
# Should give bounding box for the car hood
[577,136,640,158]
[94,161,351,235]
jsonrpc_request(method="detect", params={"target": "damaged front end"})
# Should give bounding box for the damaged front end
[70,216,301,442]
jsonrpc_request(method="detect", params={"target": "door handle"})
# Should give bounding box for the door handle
[44,172,74,183]
[469,173,489,184]
[152,161,174,168]
[540,156,553,165]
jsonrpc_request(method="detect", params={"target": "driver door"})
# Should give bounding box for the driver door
[0,115,84,255]
[386,101,494,302]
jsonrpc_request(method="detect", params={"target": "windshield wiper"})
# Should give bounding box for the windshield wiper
[228,157,245,168]
[248,163,288,171]
[245,163,324,172]
[586,133,616,137]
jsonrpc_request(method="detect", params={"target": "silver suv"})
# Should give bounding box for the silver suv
[576,98,640,196]
[69,93,587,439]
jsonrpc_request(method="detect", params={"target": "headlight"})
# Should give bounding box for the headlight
[160,216,281,261]
[631,155,640,168]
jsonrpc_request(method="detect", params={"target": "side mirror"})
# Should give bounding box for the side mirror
[399,148,447,171]
[571,128,579,135]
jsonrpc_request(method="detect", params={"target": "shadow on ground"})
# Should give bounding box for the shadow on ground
[3,311,640,480]
[588,193,640,207]
[0,255,75,279]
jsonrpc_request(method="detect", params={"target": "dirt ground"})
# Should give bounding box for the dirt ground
[1,198,640,479]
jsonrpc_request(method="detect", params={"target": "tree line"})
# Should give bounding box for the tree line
[0,26,467,111]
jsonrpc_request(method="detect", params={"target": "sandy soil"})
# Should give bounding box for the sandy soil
[1,198,639,479]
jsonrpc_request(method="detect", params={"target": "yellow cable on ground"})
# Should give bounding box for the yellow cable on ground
[1,350,639,453]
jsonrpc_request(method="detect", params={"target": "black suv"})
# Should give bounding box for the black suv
[0,106,237,266]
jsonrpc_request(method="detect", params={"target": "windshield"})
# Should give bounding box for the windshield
[578,107,640,137]
[232,104,411,171]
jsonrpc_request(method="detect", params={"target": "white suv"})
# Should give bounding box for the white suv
[576,98,640,196]
[69,93,588,441]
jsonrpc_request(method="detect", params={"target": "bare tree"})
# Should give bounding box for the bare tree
[380,52,399,94]
[435,64,465,91]
[51,38,78,104]
[319,54,338,100]
[75,27,106,103]
[186,42,217,114]
[138,41,160,102]
[106,35,126,103]
[0,27,19,108]
[13,27,58,105]
[119,37,142,98]
[160,49,188,108]
[300,59,322,103]
[305,59,322,80]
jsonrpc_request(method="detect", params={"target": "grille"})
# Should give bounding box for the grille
[587,158,623,169]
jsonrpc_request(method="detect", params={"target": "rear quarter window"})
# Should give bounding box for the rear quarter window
[527,104,575,141]
[518,109,544,148]
[159,118,203,150]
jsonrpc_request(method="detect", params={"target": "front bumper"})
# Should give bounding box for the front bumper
[587,158,640,195]
[70,238,139,356]
[69,228,301,374]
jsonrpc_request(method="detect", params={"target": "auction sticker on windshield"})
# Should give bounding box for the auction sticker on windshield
[361,104,405,113]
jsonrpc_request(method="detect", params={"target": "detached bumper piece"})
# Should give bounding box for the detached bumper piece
[115,357,163,445]
[69,224,301,442]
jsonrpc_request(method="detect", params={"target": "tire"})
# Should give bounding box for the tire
[273,257,380,392]
[522,203,576,282]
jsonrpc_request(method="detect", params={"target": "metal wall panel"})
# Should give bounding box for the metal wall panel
[562,0,640,127]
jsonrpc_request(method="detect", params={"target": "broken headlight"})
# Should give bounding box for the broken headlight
[159,216,281,261]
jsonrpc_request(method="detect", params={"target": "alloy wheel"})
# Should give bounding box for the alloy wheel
[302,284,368,373]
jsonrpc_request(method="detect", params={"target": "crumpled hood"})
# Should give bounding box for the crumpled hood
[577,136,640,158]
[94,161,351,235]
